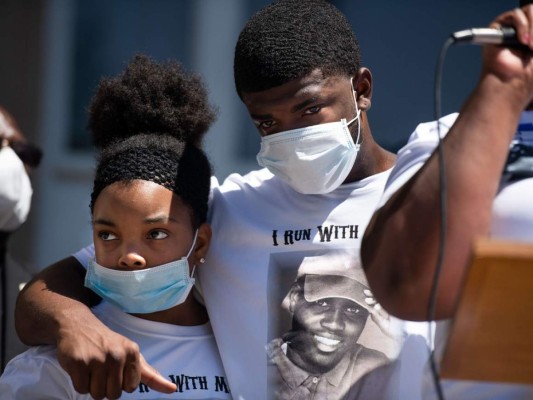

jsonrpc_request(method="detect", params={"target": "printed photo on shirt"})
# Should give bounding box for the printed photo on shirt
[266,249,401,399]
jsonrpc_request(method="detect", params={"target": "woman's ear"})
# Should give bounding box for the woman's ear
[194,222,212,266]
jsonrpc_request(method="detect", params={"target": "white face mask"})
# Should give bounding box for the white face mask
[84,232,198,314]
[0,146,33,231]
[256,79,361,194]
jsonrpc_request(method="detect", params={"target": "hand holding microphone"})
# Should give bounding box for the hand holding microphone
[451,27,527,48]
[451,0,533,51]
[453,4,533,109]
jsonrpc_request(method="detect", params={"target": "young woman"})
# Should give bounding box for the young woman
[0,55,231,399]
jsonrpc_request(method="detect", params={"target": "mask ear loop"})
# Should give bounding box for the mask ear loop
[348,77,361,151]
[185,229,199,258]
[184,229,200,279]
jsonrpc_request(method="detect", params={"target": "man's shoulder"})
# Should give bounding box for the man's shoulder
[406,112,459,145]
[210,168,279,204]
[212,168,274,192]
[380,112,460,204]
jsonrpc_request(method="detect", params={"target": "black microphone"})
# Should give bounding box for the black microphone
[451,27,529,50]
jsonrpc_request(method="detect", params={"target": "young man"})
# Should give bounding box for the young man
[15,1,402,399]
[361,4,533,399]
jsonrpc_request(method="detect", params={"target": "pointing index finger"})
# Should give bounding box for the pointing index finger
[139,354,177,394]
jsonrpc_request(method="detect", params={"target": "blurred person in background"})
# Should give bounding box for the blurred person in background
[0,105,42,371]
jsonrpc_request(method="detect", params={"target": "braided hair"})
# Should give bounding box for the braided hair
[89,54,214,226]
[234,0,361,98]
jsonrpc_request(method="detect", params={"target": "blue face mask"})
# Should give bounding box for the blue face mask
[84,233,197,314]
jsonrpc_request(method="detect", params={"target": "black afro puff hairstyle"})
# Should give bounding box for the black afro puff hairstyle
[89,54,214,226]
[234,0,361,98]
[89,54,217,149]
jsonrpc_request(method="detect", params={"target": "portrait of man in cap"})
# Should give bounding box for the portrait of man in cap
[266,250,399,399]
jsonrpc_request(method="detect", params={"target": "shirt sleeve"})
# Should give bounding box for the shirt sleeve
[72,244,95,271]
[378,113,458,208]
[0,346,83,399]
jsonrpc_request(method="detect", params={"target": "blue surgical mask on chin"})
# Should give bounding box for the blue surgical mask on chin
[84,231,198,314]
[256,78,361,195]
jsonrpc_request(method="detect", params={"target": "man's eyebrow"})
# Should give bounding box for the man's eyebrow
[249,97,320,120]
[291,97,318,113]
[250,112,273,120]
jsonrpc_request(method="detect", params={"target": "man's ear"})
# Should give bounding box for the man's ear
[352,68,373,111]
[288,283,303,313]
[194,222,212,266]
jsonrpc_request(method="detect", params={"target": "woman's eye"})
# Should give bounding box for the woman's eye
[148,230,169,240]
[98,231,117,241]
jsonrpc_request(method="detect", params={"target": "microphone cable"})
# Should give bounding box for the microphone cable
[427,34,455,400]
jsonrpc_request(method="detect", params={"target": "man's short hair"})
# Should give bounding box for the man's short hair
[234,0,361,98]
